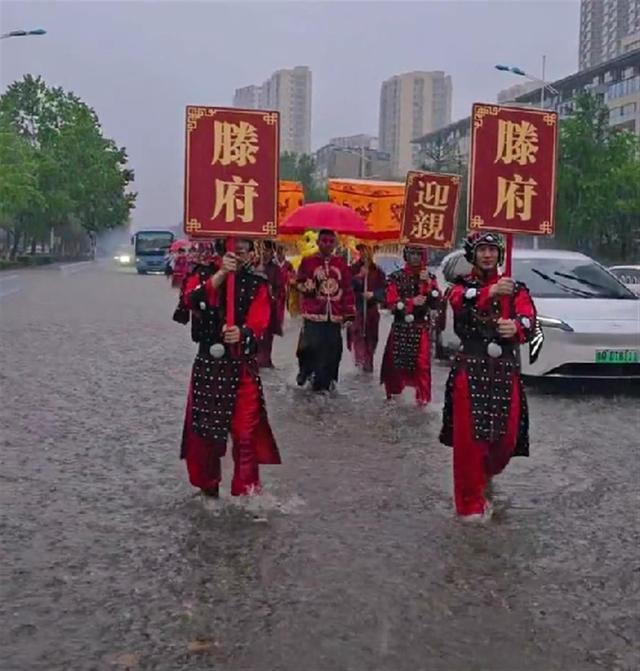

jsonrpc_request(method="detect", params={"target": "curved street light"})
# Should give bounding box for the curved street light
[1,28,47,40]
[495,58,560,103]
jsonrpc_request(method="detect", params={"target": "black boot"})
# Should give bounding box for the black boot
[202,485,219,498]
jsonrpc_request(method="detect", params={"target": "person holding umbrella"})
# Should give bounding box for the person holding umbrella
[295,228,355,392]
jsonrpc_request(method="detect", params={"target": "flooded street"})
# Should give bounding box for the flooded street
[1,262,638,671]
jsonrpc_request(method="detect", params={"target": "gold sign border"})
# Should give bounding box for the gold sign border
[467,102,559,237]
[183,105,280,238]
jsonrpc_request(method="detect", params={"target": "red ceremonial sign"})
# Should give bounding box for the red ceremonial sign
[468,103,558,236]
[401,170,460,248]
[184,106,280,239]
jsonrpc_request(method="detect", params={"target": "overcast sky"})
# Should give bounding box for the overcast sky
[1,0,580,229]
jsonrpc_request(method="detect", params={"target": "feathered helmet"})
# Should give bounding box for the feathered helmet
[463,231,505,265]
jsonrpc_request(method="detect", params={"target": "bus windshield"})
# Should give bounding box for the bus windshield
[134,231,174,256]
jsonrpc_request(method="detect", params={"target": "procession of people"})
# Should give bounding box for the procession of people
[171,227,537,523]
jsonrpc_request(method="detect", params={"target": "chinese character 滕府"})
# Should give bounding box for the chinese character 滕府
[493,174,537,221]
[494,119,539,166]
[212,176,259,223]
[212,120,259,167]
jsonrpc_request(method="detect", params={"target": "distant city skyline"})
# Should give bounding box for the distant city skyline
[233,66,312,154]
[1,1,582,227]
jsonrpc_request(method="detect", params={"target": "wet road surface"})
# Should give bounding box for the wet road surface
[1,262,638,671]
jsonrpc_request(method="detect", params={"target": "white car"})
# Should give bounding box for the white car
[609,265,640,296]
[436,249,640,379]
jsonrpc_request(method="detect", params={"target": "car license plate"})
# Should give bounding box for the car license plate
[595,349,639,364]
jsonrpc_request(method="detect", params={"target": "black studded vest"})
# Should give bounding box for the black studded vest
[440,277,529,453]
[189,269,267,442]
[388,269,436,370]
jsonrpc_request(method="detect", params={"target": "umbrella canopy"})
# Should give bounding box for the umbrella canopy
[279,202,383,239]
[170,238,190,252]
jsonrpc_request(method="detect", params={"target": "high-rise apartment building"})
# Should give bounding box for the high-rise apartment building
[232,85,264,109]
[233,66,312,154]
[580,0,640,69]
[378,71,452,177]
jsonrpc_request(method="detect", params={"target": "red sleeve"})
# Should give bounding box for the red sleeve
[512,286,537,344]
[448,283,465,312]
[245,283,271,338]
[296,257,311,284]
[183,273,204,308]
[385,278,399,309]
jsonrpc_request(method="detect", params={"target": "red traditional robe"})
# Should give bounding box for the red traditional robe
[440,270,536,517]
[180,270,280,496]
[380,266,441,405]
[346,261,386,372]
[277,258,295,321]
[256,260,286,368]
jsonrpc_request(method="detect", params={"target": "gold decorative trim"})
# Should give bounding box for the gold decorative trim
[186,218,202,233]
[543,113,557,126]
[262,221,277,236]
[540,220,553,234]
[263,112,279,125]
[473,105,499,129]
[187,106,215,132]
[470,215,484,229]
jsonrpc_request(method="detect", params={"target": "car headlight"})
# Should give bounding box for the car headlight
[538,315,574,332]
[119,255,131,264]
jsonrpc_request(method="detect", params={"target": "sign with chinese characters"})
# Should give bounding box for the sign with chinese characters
[401,170,460,248]
[184,106,280,238]
[468,103,558,236]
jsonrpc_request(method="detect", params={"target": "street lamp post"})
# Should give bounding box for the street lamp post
[495,56,559,250]
[494,56,560,107]
[1,28,47,40]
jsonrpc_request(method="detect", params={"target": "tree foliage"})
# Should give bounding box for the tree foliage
[0,75,136,257]
[556,92,640,262]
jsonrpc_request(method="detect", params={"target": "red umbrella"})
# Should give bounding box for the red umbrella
[279,202,381,239]
[170,238,190,252]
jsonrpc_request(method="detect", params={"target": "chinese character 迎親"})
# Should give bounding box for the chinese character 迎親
[410,211,445,241]
[414,181,450,211]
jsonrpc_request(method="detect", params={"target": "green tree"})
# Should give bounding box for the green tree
[0,75,136,256]
[556,92,640,261]
[0,119,45,257]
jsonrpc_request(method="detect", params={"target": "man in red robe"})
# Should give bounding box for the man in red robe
[296,229,355,392]
[380,245,441,405]
[180,239,280,498]
[440,231,537,522]
[256,240,285,369]
[347,244,386,373]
